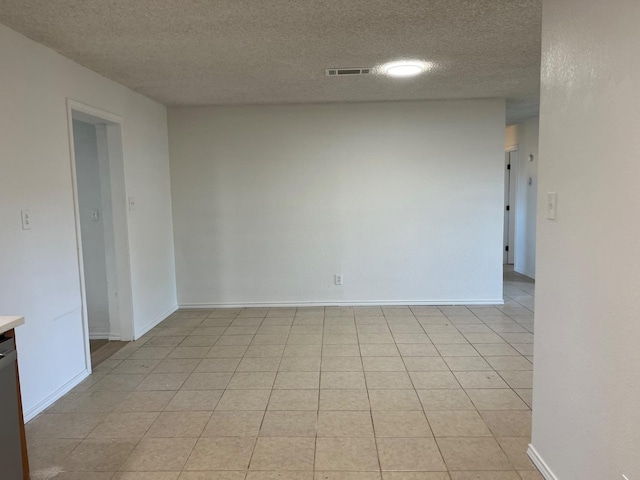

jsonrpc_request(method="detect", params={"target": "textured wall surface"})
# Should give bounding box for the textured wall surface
[532,0,640,478]
[169,100,506,307]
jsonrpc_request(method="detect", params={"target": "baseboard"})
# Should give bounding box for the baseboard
[179,299,505,309]
[527,444,559,480]
[134,304,178,339]
[23,369,91,423]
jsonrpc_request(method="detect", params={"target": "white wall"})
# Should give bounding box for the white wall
[0,24,177,419]
[73,120,111,338]
[531,0,640,478]
[169,100,506,307]
[505,118,539,278]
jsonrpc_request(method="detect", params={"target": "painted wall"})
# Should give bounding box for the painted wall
[73,120,111,338]
[531,0,640,478]
[0,24,177,419]
[169,100,506,307]
[506,118,539,278]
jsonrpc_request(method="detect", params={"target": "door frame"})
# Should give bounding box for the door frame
[504,146,518,265]
[66,99,134,372]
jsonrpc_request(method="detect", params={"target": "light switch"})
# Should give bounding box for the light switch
[128,196,136,211]
[21,209,31,230]
[547,192,557,220]
[90,209,100,221]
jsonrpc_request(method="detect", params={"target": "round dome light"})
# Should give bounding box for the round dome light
[381,61,431,78]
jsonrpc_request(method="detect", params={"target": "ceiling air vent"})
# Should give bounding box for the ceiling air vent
[326,67,371,76]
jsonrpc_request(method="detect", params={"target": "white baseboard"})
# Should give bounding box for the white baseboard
[23,369,91,423]
[134,304,178,339]
[179,299,505,309]
[528,444,559,480]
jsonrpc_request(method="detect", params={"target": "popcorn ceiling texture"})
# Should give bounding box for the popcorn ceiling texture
[0,0,541,124]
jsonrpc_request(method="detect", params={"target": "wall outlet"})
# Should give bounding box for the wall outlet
[128,196,136,211]
[546,192,557,220]
[21,209,31,230]
[335,274,343,286]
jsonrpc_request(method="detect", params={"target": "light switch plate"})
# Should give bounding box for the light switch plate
[21,209,31,230]
[547,192,557,220]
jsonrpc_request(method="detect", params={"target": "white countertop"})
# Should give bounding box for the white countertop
[0,316,24,335]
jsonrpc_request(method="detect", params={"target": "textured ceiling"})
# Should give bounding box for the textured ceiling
[0,0,541,124]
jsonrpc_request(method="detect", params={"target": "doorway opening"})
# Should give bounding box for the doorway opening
[67,100,133,370]
[504,148,518,265]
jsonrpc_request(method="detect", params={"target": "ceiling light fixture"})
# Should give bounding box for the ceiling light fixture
[382,61,431,78]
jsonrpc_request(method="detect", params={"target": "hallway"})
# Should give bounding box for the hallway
[27,269,537,480]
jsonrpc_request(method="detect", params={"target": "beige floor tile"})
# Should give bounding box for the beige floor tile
[227,371,277,389]
[416,389,475,410]
[182,372,233,390]
[443,356,492,372]
[371,411,432,437]
[323,344,361,356]
[498,371,533,389]
[318,473,382,480]
[128,347,173,360]
[292,325,324,334]
[26,438,80,471]
[250,437,316,470]
[288,334,323,345]
[26,413,106,439]
[274,371,320,389]
[426,410,492,437]
[464,389,529,410]
[47,473,119,480]
[365,371,413,389]
[322,356,363,372]
[514,389,533,408]
[245,344,286,357]
[145,411,211,437]
[428,333,469,345]
[324,334,359,345]
[517,471,544,480]
[409,371,460,389]
[112,359,161,375]
[185,437,256,470]
[120,437,196,471]
[62,438,137,472]
[136,373,190,391]
[403,357,449,371]
[358,333,395,344]
[279,356,322,371]
[496,437,535,470]
[260,410,318,436]
[216,389,271,410]
[283,344,323,357]
[195,358,242,372]
[114,472,180,480]
[317,411,374,437]
[153,358,202,374]
[168,346,212,359]
[252,334,289,345]
[180,335,220,347]
[92,374,147,391]
[484,356,533,371]
[357,325,391,334]
[202,410,265,436]
[368,389,421,410]
[362,357,406,372]
[512,344,535,356]
[377,437,446,471]
[382,474,449,480]
[258,325,292,335]
[237,357,282,372]
[480,410,532,437]
[207,345,248,358]
[321,371,366,389]
[88,412,159,439]
[436,437,513,471]
[315,437,379,471]
[453,372,508,389]
[320,389,370,410]
[249,473,312,480]
[434,345,479,357]
[268,389,319,410]
[448,473,519,480]
[473,344,519,356]
[165,390,223,411]
[359,344,400,357]
[463,333,506,344]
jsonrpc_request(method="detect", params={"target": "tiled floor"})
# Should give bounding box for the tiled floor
[27,269,539,480]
